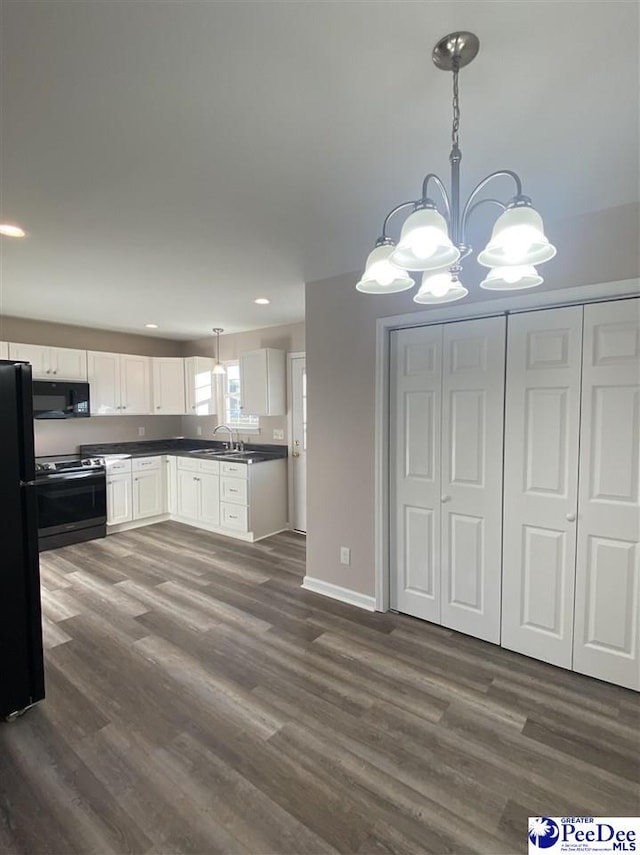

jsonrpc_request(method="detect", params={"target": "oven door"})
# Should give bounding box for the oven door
[36,470,107,536]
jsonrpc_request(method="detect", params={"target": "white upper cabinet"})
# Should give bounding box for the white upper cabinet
[240,348,285,416]
[573,298,640,691]
[87,351,152,416]
[120,354,152,415]
[87,351,121,415]
[0,342,8,360]
[184,356,216,415]
[8,343,87,380]
[501,306,584,669]
[152,357,186,415]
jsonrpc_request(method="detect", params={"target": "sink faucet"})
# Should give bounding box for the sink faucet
[213,423,238,450]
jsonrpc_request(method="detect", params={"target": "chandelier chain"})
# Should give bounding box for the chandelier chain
[451,58,460,149]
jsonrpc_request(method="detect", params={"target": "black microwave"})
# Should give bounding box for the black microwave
[32,380,91,419]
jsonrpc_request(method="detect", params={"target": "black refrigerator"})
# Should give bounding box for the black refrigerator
[0,359,45,720]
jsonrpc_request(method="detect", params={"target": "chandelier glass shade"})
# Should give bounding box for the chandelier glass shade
[358,31,556,303]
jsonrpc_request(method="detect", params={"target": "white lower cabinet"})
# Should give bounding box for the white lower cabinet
[107,471,133,525]
[175,458,220,527]
[106,456,167,528]
[173,456,287,542]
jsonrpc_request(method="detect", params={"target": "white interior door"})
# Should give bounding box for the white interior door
[290,355,307,533]
[501,306,583,667]
[440,316,506,644]
[573,298,640,690]
[390,325,442,622]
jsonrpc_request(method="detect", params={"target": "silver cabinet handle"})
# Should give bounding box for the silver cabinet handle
[441,495,451,503]
[52,369,57,374]
[156,405,161,410]
[566,512,576,522]
[45,369,51,374]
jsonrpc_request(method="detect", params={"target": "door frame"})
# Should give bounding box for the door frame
[374,278,639,612]
[287,351,306,532]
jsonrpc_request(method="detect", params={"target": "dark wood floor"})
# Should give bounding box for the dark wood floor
[0,522,637,855]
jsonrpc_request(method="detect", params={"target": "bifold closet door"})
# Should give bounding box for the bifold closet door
[501,306,583,667]
[573,298,640,690]
[440,316,506,643]
[390,325,442,622]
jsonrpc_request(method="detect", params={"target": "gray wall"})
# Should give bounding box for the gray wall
[305,203,640,595]
[180,322,305,445]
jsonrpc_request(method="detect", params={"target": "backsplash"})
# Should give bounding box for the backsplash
[34,415,183,456]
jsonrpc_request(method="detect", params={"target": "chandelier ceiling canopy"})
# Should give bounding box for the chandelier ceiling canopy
[356,32,557,302]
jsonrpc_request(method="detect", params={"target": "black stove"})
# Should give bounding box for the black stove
[35,456,107,551]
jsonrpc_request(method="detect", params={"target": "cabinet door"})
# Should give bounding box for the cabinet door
[501,307,583,667]
[440,316,505,644]
[573,298,640,690]
[133,470,164,519]
[176,469,200,519]
[0,342,8,360]
[51,347,87,381]
[240,349,268,415]
[165,457,177,514]
[8,343,50,378]
[199,472,220,526]
[120,354,151,414]
[184,357,216,415]
[152,358,186,415]
[390,325,442,623]
[87,351,121,415]
[107,474,132,525]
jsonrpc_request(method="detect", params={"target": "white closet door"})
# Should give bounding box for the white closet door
[573,298,640,690]
[440,316,506,644]
[501,307,583,667]
[390,325,442,622]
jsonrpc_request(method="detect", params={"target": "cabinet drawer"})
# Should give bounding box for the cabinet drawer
[198,459,220,475]
[220,503,248,532]
[132,456,162,472]
[105,457,132,474]
[177,457,200,472]
[220,476,247,505]
[220,461,248,479]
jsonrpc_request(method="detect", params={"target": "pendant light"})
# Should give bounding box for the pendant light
[212,327,226,375]
[358,31,556,302]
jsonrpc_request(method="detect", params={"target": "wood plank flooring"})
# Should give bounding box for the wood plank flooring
[0,520,638,854]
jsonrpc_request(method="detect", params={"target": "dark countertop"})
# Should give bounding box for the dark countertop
[79,438,288,465]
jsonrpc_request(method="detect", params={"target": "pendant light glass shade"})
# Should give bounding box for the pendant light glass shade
[212,328,226,375]
[477,205,556,268]
[480,265,543,290]
[356,244,414,294]
[413,270,468,304]
[390,208,460,272]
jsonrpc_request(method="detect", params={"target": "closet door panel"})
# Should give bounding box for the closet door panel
[501,307,583,667]
[390,326,442,622]
[440,316,506,643]
[573,298,640,690]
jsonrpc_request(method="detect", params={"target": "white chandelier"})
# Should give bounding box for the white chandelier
[357,32,556,303]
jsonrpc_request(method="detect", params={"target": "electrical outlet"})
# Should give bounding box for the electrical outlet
[137,426,145,437]
[273,429,284,441]
[197,426,203,436]
[340,546,351,566]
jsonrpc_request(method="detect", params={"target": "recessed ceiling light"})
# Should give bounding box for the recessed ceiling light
[144,323,159,329]
[254,297,270,305]
[0,223,26,238]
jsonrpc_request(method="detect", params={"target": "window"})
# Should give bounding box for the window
[219,361,260,429]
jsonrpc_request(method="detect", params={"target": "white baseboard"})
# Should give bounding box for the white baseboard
[107,513,170,534]
[301,576,376,612]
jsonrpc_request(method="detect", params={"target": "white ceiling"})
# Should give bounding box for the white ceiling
[1,1,638,339]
